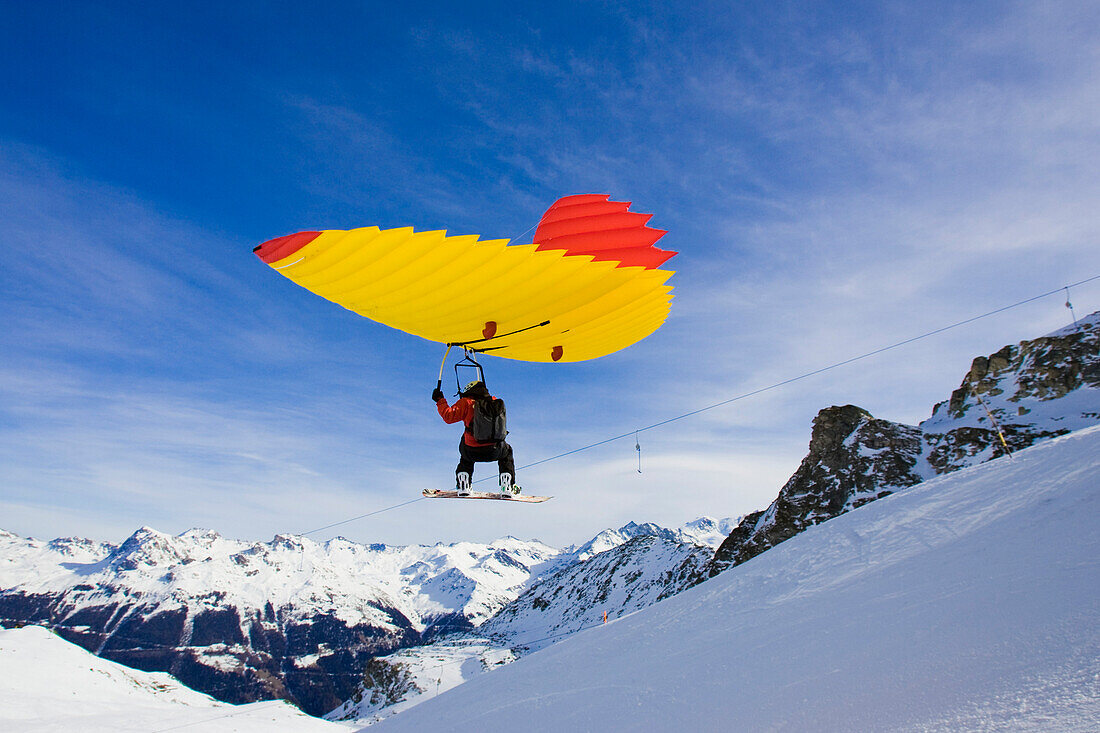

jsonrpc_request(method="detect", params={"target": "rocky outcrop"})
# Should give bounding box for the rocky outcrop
[922,314,1099,472]
[711,312,1100,576]
[338,657,421,713]
[712,406,925,572]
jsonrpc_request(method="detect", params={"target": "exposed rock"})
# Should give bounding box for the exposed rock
[712,406,924,573]
[329,657,421,718]
[711,312,1100,576]
[925,314,1099,473]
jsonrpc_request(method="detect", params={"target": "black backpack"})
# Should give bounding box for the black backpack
[468,397,507,442]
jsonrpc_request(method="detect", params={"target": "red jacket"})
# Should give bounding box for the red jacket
[436,397,497,447]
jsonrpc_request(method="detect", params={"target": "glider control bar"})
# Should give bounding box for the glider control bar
[449,320,551,351]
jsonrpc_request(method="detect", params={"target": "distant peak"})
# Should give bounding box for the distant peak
[684,517,716,529]
[271,534,307,549]
[123,526,167,543]
[178,527,221,538]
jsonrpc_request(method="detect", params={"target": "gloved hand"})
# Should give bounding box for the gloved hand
[432,387,445,402]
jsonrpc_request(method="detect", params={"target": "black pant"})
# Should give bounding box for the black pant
[457,439,515,481]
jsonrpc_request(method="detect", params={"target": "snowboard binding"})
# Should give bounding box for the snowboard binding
[499,473,521,497]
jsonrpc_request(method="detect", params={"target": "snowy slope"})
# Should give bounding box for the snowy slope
[368,426,1100,732]
[325,638,517,724]
[328,533,713,725]
[0,625,348,732]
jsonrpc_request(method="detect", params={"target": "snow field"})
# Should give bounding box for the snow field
[0,625,351,732]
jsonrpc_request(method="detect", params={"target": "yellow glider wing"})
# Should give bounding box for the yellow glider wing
[254,195,677,363]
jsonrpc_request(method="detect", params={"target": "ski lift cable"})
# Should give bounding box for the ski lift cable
[506,273,1100,475]
[302,497,425,536]
[302,273,1099,534]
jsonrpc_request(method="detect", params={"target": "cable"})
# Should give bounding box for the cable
[307,274,1100,512]
[301,497,425,536]
[509,273,1100,474]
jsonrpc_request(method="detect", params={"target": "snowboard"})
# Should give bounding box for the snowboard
[422,489,552,503]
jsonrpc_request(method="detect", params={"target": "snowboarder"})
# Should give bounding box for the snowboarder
[433,380,519,497]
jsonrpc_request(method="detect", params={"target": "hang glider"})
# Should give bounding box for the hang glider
[254,194,677,363]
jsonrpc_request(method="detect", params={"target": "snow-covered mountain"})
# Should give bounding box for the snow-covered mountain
[0,625,347,732]
[325,531,716,725]
[0,529,558,715]
[0,516,728,716]
[368,425,1100,732]
[562,517,738,561]
[712,310,1099,573]
[484,533,713,647]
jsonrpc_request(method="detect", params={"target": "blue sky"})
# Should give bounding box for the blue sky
[2,0,1098,547]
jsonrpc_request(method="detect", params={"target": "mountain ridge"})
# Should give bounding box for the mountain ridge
[0,515,731,716]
